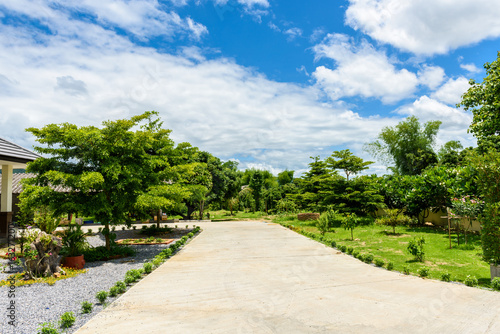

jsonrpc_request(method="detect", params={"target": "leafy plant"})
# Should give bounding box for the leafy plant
[340,245,347,252]
[96,290,108,304]
[81,301,93,314]
[387,262,394,271]
[352,250,359,258]
[155,238,162,243]
[330,240,337,248]
[87,229,92,235]
[347,247,354,255]
[403,266,410,275]
[115,281,127,293]
[152,257,163,267]
[342,213,359,241]
[407,237,425,262]
[375,209,412,234]
[441,272,451,282]
[59,311,76,328]
[375,259,385,267]
[124,275,135,285]
[143,262,153,274]
[464,275,478,287]
[418,267,430,278]
[37,322,60,334]
[363,254,374,264]
[109,286,120,297]
[62,224,89,257]
[491,277,500,291]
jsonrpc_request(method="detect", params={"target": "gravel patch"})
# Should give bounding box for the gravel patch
[0,235,177,334]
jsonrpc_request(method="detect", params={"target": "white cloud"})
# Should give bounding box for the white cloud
[431,77,470,105]
[312,34,418,103]
[237,0,269,7]
[284,27,302,41]
[418,65,445,90]
[345,0,500,55]
[460,63,481,74]
[186,17,208,40]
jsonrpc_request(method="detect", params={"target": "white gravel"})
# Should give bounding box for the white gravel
[1,235,175,334]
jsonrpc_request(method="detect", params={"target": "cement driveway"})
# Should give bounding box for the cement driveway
[75,221,500,334]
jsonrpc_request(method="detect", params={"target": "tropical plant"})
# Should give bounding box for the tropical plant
[342,212,359,241]
[96,290,108,304]
[59,311,75,328]
[408,237,425,262]
[61,224,89,257]
[37,322,60,334]
[81,301,93,314]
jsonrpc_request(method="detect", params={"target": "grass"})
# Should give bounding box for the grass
[209,210,274,222]
[0,267,86,287]
[275,214,492,288]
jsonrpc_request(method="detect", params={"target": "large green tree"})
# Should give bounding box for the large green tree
[22,111,173,249]
[326,149,373,180]
[365,116,441,175]
[459,52,500,151]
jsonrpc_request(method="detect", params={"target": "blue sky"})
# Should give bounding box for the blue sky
[1,0,499,175]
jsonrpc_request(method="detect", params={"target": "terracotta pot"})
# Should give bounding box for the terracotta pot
[63,255,85,269]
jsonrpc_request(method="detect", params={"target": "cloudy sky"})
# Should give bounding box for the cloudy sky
[1,0,499,175]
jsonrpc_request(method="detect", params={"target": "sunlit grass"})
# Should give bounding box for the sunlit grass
[275,214,491,288]
[209,210,274,221]
[0,267,86,287]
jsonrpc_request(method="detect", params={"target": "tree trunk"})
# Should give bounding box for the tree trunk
[156,209,161,228]
[104,223,111,250]
[25,232,63,278]
[198,200,205,221]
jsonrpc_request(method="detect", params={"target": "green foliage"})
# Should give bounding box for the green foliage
[326,149,373,180]
[418,267,430,278]
[441,272,451,282]
[109,286,120,297]
[96,290,108,304]
[37,322,60,334]
[341,212,359,241]
[347,247,354,255]
[374,259,385,267]
[375,209,413,234]
[143,262,153,274]
[61,224,89,257]
[363,254,374,263]
[407,237,425,262]
[59,311,75,328]
[82,245,135,262]
[33,206,61,234]
[365,116,441,175]
[459,51,500,150]
[491,277,500,290]
[464,275,478,287]
[81,301,93,314]
[316,209,340,235]
[339,245,347,252]
[275,198,298,214]
[115,281,127,293]
[403,266,410,275]
[387,262,394,271]
[124,275,135,285]
[352,250,359,258]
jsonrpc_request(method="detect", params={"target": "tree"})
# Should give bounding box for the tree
[249,170,264,212]
[326,149,373,180]
[23,111,173,250]
[278,170,294,186]
[365,116,441,175]
[459,52,500,151]
[438,140,463,166]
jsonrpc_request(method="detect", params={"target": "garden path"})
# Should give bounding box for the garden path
[75,221,500,334]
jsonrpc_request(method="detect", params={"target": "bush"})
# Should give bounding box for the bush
[188,232,194,238]
[491,277,500,290]
[418,267,429,278]
[374,259,385,267]
[330,240,337,248]
[340,245,347,253]
[115,281,127,293]
[109,286,120,297]
[81,301,93,314]
[403,266,410,275]
[407,237,425,262]
[143,262,153,274]
[59,311,75,328]
[464,275,478,287]
[82,245,136,262]
[37,322,60,334]
[441,272,451,282]
[96,290,108,304]
[347,247,354,255]
[124,275,135,285]
[352,250,359,258]
[375,209,412,234]
[387,262,394,270]
[152,257,163,268]
[363,254,374,263]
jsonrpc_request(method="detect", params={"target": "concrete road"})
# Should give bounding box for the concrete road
[75,221,500,334]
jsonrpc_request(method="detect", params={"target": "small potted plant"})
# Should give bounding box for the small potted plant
[61,224,89,269]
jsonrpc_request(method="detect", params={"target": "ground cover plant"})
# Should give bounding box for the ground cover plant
[276,214,491,287]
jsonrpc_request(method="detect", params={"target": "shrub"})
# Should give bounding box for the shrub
[133,225,137,230]
[491,277,500,290]
[37,322,60,334]
[96,290,108,304]
[188,232,194,238]
[375,209,412,234]
[152,257,163,268]
[181,236,188,243]
[81,301,93,314]
[122,227,125,231]
[464,275,478,287]
[364,254,374,263]
[340,245,347,252]
[109,286,120,297]
[352,250,359,258]
[59,311,76,328]
[387,262,394,270]
[375,259,385,267]
[98,227,102,233]
[124,275,135,285]
[347,247,354,255]
[155,238,162,243]
[407,237,425,262]
[143,262,153,274]
[330,240,336,248]
[403,266,410,275]
[418,267,430,278]
[87,229,92,235]
[441,272,451,282]
[342,213,359,241]
[115,281,127,293]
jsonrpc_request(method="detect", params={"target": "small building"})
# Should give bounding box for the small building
[0,137,40,238]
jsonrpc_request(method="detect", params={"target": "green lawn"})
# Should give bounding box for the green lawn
[274,214,493,288]
[209,210,273,221]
